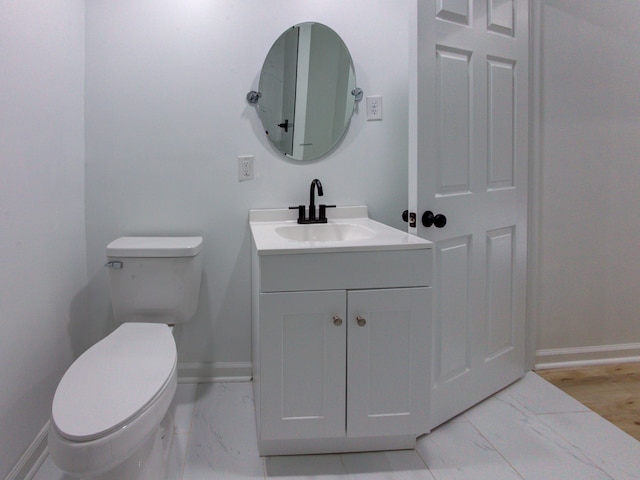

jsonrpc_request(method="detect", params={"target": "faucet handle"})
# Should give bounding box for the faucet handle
[318,204,336,222]
[289,205,306,224]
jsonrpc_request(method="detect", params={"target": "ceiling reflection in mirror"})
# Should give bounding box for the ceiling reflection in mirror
[256,22,358,161]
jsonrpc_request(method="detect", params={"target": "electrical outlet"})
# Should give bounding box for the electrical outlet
[366,95,383,121]
[238,155,254,181]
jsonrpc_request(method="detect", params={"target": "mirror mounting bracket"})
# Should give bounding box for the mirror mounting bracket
[246,90,262,105]
[352,87,364,102]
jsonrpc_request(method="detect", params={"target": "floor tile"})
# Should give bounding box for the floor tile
[497,371,590,415]
[539,411,640,480]
[265,454,345,479]
[182,382,265,480]
[166,433,190,480]
[464,396,615,479]
[32,374,640,480]
[416,419,521,480]
[31,455,73,480]
[32,430,189,480]
[170,383,198,434]
[341,450,435,479]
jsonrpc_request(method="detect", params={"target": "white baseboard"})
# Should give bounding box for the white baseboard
[6,421,49,480]
[177,361,252,383]
[536,342,640,369]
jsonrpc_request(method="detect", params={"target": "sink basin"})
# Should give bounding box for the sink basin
[275,223,375,242]
[249,206,432,255]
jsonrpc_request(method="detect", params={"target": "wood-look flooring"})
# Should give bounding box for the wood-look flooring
[537,362,640,441]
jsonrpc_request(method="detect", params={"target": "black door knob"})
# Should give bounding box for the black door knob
[422,211,447,228]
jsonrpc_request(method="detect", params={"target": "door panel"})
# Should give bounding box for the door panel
[488,0,516,36]
[436,0,471,25]
[433,236,471,384]
[413,0,528,430]
[485,226,515,360]
[487,57,516,189]
[436,45,471,196]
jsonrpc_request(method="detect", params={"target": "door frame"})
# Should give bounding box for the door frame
[527,0,543,370]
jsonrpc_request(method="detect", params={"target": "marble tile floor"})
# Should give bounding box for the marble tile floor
[33,372,640,480]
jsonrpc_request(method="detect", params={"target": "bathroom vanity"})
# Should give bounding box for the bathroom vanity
[250,207,433,455]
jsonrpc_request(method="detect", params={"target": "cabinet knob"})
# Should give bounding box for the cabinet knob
[333,315,343,326]
[356,316,367,327]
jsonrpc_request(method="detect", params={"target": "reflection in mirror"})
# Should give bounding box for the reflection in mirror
[257,23,357,161]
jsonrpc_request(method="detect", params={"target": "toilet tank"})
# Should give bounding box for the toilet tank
[106,237,203,324]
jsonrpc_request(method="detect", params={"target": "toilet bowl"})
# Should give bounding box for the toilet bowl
[49,237,203,480]
[49,323,177,479]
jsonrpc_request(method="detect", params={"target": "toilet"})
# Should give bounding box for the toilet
[48,236,203,480]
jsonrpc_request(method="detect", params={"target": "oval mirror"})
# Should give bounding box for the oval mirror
[256,22,358,161]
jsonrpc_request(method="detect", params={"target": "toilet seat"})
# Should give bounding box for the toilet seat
[52,323,177,442]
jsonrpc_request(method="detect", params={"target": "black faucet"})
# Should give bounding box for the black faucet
[308,179,323,221]
[289,179,336,224]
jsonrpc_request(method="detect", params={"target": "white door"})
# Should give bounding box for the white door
[347,288,431,437]
[410,0,529,429]
[259,290,346,440]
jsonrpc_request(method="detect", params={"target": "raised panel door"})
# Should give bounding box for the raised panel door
[411,0,528,429]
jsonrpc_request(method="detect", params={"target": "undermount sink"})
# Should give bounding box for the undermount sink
[249,206,431,255]
[275,222,375,242]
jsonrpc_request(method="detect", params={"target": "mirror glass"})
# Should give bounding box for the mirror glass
[258,22,357,161]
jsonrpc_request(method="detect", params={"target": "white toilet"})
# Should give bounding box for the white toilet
[49,236,203,480]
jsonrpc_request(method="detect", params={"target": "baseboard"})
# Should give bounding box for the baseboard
[536,342,640,369]
[177,361,252,383]
[6,421,49,480]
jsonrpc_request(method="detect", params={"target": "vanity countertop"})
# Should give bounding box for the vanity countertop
[249,206,432,255]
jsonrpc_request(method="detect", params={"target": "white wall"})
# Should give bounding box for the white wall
[0,0,86,477]
[537,1,640,363]
[84,0,411,373]
[6,0,640,473]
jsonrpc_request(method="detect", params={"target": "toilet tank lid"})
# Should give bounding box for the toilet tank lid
[107,236,203,257]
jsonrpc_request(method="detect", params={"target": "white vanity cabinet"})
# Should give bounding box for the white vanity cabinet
[252,247,432,456]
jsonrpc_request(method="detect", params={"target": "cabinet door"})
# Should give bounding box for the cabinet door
[260,290,346,441]
[347,288,431,437]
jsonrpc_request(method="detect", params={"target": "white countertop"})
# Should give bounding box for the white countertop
[249,206,432,255]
